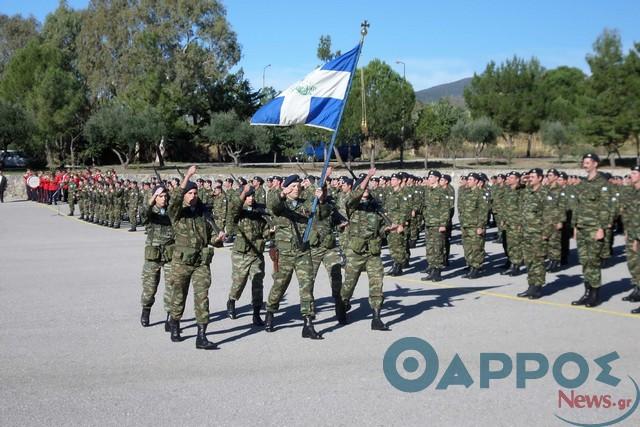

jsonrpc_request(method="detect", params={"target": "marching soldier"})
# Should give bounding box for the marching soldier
[544,169,566,272]
[139,185,175,328]
[458,173,489,278]
[265,174,325,339]
[621,166,640,313]
[420,171,450,282]
[440,174,455,267]
[500,172,524,276]
[166,165,224,350]
[384,173,411,276]
[128,181,140,231]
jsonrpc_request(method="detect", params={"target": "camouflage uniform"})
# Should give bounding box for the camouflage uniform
[621,185,640,292]
[384,187,411,270]
[67,181,78,216]
[266,192,326,317]
[420,186,450,271]
[341,188,386,309]
[501,186,524,267]
[443,184,455,264]
[545,184,566,264]
[167,193,217,324]
[458,186,488,270]
[140,203,174,311]
[571,172,614,289]
[212,191,228,232]
[520,186,556,290]
[128,186,140,230]
[228,193,269,307]
[111,186,124,228]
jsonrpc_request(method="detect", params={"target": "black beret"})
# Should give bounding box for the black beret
[342,177,354,186]
[283,174,301,187]
[468,173,481,181]
[244,187,255,197]
[583,153,600,162]
[632,166,640,172]
[528,168,544,177]
[390,173,402,179]
[253,176,264,184]
[196,178,204,183]
[152,185,167,195]
[427,170,442,179]
[601,172,612,180]
[559,172,568,179]
[184,181,198,193]
[370,177,380,182]
[272,176,283,182]
[442,174,452,183]
[497,174,506,179]
[547,168,560,176]
[506,171,521,178]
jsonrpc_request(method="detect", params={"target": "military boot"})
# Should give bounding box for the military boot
[226,299,236,319]
[128,226,136,232]
[335,299,348,325]
[79,214,84,220]
[546,260,560,272]
[622,287,640,302]
[430,268,442,282]
[164,312,170,332]
[517,285,534,298]
[195,324,217,350]
[466,267,480,279]
[252,305,264,326]
[631,306,640,314]
[140,308,151,327]
[168,317,181,342]
[67,212,73,216]
[571,283,591,306]
[528,286,543,300]
[301,316,323,339]
[264,311,275,332]
[585,286,601,308]
[371,308,389,331]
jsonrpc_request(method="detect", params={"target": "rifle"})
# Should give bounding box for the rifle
[152,165,163,183]
[295,161,310,178]
[175,166,184,179]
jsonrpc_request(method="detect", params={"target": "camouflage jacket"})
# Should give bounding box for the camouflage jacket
[571,173,614,229]
[521,186,556,238]
[384,187,411,225]
[228,193,269,255]
[458,186,488,228]
[142,204,174,247]
[420,186,450,227]
[544,184,566,224]
[212,192,228,228]
[168,190,217,251]
[500,186,523,228]
[621,185,640,241]
[345,188,386,255]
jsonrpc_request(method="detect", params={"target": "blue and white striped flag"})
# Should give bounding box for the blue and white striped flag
[251,45,360,131]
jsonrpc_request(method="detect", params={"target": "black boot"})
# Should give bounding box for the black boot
[546,260,560,272]
[517,285,534,298]
[501,260,511,270]
[301,316,323,339]
[528,286,543,300]
[265,311,275,332]
[508,264,520,276]
[195,324,217,350]
[585,286,600,308]
[140,308,150,327]
[422,265,431,274]
[164,312,170,332]
[169,318,181,342]
[335,299,348,325]
[632,306,640,314]
[252,305,264,326]
[226,299,236,319]
[67,212,73,216]
[467,267,479,279]
[128,227,136,232]
[622,287,640,302]
[430,268,442,282]
[572,284,591,306]
[371,308,389,331]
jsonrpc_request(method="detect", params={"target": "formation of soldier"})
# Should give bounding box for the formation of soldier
[29,155,640,349]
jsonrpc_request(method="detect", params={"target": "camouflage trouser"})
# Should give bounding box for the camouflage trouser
[169,261,211,324]
[409,215,421,243]
[310,245,342,299]
[425,226,445,269]
[110,207,122,226]
[602,228,613,260]
[461,227,485,269]
[141,258,173,311]
[627,238,640,287]
[68,196,75,215]
[577,227,605,288]
[229,251,264,307]
[523,230,546,287]
[267,250,315,316]
[341,247,384,309]
[505,225,524,265]
[387,232,408,266]
[546,226,562,262]
[129,207,138,228]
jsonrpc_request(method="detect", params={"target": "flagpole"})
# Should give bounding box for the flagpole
[302,20,369,244]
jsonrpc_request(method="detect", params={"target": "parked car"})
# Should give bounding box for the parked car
[298,142,361,162]
[0,150,29,168]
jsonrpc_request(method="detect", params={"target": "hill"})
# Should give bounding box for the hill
[415,77,472,106]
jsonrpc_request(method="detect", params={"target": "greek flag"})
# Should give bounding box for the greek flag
[251,45,360,131]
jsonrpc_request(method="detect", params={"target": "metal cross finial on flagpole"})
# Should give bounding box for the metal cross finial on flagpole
[360,20,369,137]
[360,20,369,38]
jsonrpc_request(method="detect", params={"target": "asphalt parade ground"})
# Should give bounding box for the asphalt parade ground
[1,201,639,427]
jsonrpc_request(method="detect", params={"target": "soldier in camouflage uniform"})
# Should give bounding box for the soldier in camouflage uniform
[127,181,140,231]
[517,169,557,299]
[166,166,224,350]
[111,181,124,228]
[500,172,525,276]
[419,171,450,282]
[211,180,228,233]
[265,174,324,339]
[458,173,489,278]
[440,174,455,267]
[252,176,267,205]
[139,185,175,329]
[544,169,566,272]
[67,176,78,216]
[558,172,573,266]
[226,185,269,326]
[571,154,615,308]
[384,173,411,276]
[336,168,397,330]
[621,166,640,313]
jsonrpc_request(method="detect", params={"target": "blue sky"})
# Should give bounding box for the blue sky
[3,0,640,92]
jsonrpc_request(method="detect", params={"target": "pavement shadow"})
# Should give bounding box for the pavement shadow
[599,278,633,303]
[542,274,583,297]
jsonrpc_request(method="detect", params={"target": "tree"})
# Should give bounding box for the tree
[0,100,32,154]
[581,29,629,167]
[540,121,576,162]
[539,66,587,124]
[449,117,469,168]
[339,60,415,167]
[624,42,640,166]
[202,111,268,166]
[465,116,500,164]
[465,56,545,162]
[0,13,40,74]
[415,99,465,169]
[316,35,341,62]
